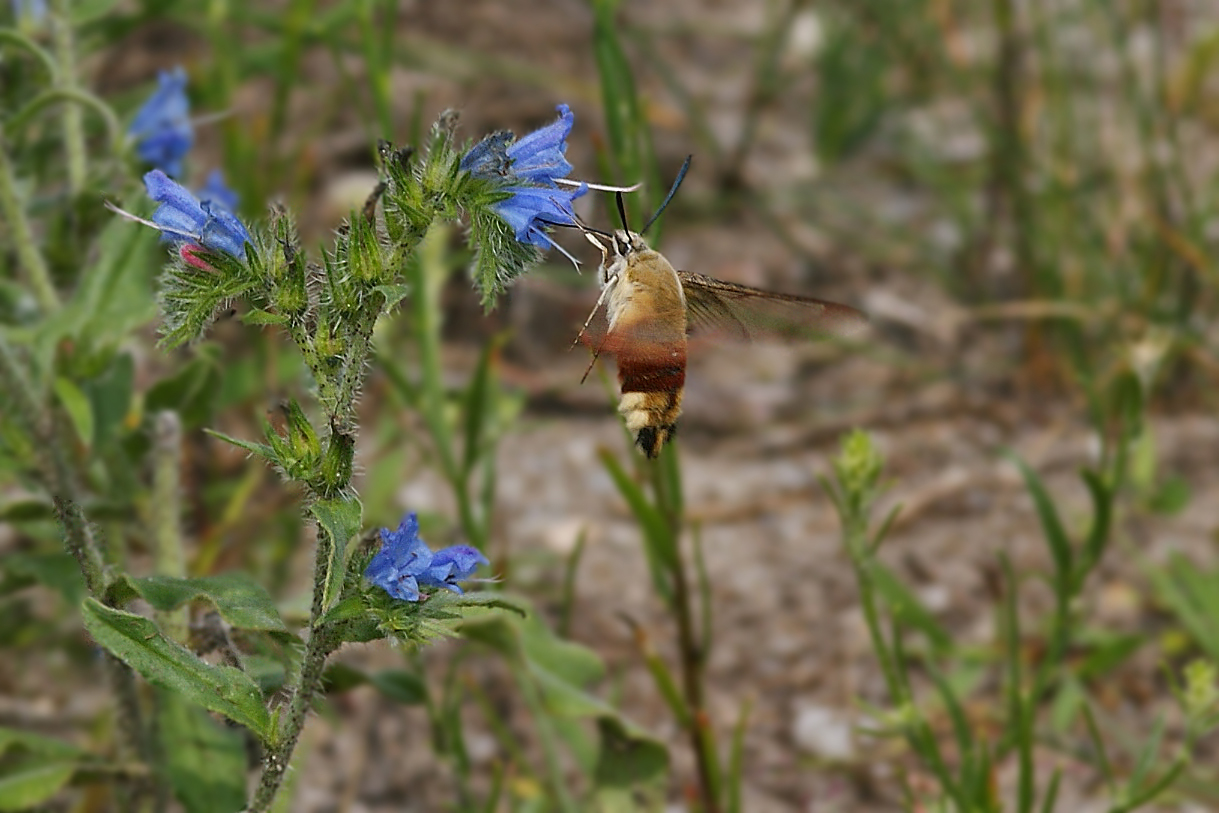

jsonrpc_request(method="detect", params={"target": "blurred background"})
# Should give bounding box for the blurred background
[6,0,1219,810]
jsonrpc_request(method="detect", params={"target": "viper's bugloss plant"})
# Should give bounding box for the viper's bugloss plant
[100,104,607,812]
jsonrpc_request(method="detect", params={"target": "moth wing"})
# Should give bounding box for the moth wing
[678,271,869,342]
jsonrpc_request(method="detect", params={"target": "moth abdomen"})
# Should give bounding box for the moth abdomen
[617,354,685,459]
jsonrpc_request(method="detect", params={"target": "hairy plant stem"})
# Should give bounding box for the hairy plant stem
[0,133,60,313]
[49,0,87,195]
[0,335,155,804]
[151,412,189,643]
[248,285,381,810]
[247,530,337,812]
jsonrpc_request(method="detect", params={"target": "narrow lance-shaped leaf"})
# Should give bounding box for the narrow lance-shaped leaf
[81,599,273,742]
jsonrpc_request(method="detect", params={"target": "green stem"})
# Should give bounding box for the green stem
[0,340,155,796]
[7,86,125,152]
[50,0,87,194]
[0,28,59,78]
[150,411,189,643]
[514,664,578,813]
[650,454,722,813]
[247,529,337,812]
[0,132,60,313]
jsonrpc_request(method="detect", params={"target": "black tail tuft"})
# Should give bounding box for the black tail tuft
[635,424,676,459]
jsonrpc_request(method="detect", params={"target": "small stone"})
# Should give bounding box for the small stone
[791,702,855,761]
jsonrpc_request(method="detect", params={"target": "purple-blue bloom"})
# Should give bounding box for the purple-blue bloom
[144,169,250,260]
[365,513,489,602]
[128,68,193,178]
[196,169,239,213]
[461,104,586,250]
[11,0,48,23]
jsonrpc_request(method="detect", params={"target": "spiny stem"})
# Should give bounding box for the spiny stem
[0,132,60,313]
[50,0,87,194]
[151,411,189,643]
[247,531,336,811]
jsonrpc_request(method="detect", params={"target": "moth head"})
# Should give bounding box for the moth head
[597,229,641,285]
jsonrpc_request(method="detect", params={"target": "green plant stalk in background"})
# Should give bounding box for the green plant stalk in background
[603,444,727,813]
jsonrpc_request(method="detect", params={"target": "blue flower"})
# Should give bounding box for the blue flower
[128,68,193,178]
[143,169,251,260]
[365,512,489,602]
[196,169,239,213]
[11,0,48,24]
[461,104,587,250]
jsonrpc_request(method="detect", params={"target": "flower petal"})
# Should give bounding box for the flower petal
[365,512,487,601]
[505,104,575,184]
[491,185,586,246]
[142,170,250,259]
[129,68,194,178]
[197,169,239,212]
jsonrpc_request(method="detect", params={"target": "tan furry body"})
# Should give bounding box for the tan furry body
[580,226,869,458]
[599,232,688,458]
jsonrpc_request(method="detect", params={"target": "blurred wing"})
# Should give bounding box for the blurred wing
[678,271,869,342]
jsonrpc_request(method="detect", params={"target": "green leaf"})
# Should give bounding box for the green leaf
[369,669,428,705]
[52,377,93,448]
[0,552,84,606]
[1007,452,1073,584]
[310,497,362,611]
[85,352,134,450]
[1079,467,1114,580]
[204,428,277,461]
[0,728,94,811]
[1148,475,1191,515]
[0,763,76,812]
[372,283,411,311]
[520,613,605,688]
[0,728,90,761]
[158,690,247,813]
[0,497,52,522]
[321,662,368,694]
[593,715,668,790]
[145,348,222,429]
[461,335,499,477]
[1153,554,1219,661]
[112,573,289,634]
[599,449,677,601]
[240,309,289,326]
[871,564,952,654]
[81,599,273,741]
[591,0,659,229]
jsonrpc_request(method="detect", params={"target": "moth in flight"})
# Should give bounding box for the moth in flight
[575,157,869,458]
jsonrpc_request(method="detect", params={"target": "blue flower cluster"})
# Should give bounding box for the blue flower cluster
[128,68,194,179]
[365,513,489,602]
[461,104,586,251]
[143,169,251,261]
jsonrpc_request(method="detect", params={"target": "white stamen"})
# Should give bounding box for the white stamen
[105,200,200,243]
[190,110,234,128]
[555,178,643,193]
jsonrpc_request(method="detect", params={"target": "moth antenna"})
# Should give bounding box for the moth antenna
[640,155,692,235]
[615,191,630,232]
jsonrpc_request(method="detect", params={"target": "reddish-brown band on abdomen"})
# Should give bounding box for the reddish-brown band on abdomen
[617,353,687,394]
